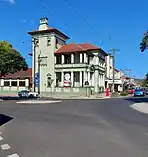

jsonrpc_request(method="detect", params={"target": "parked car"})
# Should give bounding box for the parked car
[144,88,148,95]
[133,89,145,97]
[18,90,39,98]
[126,89,134,94]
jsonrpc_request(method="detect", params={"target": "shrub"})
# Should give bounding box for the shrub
[120,91,128,96]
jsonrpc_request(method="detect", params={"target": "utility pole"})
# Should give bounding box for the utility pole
[33,38,38,92]
[128,69,132,80]
[37,51,47,96]
[122,68,132,79]
[109,48,120,93]
[38,51,41,96]
[121,68,132,89]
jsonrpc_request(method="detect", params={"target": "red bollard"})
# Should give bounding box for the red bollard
[105,88,109,96]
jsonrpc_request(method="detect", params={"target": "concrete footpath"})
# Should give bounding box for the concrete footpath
[51,93,110,99]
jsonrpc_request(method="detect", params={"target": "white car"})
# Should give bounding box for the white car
[18,90,39,98]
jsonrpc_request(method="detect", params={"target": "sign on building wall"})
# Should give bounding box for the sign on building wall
[35,72,39,87]
[64,73,71,87]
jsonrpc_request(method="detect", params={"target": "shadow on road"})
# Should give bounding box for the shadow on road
[0,114,13,126]
[0,96,38,101]
[125,97,148,104]
[0,96,60,101]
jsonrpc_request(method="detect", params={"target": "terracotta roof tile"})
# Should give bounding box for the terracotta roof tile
[78,43,99,50]
[56,43,100,54]
[28,27,69,39]
[1,68,32,79]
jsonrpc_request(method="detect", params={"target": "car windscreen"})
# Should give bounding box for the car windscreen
[135,89,143,92]
[21,90,29,93]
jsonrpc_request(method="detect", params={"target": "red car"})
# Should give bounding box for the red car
[126,89,134,94]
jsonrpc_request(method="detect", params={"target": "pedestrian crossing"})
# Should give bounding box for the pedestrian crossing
[0,132,20,157]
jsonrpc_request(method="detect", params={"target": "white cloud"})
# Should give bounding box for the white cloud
[2,0,16,4]
[8,0,16,4]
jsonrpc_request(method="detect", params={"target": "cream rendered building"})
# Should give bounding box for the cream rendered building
[28,18,107,95]
[105,54,125,92]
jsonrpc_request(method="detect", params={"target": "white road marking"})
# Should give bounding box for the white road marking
[16,100,62,104]
[130,103,148,114]
[7,153,20,157]
[1,144,11,150]
[0,136,4,141]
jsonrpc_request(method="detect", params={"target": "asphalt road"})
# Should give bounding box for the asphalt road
[0,97,148,157]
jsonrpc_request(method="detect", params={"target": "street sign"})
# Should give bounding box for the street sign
[35,72,39,87]
[35,72,39,77]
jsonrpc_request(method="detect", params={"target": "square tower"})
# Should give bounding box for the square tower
[28,17,69,95]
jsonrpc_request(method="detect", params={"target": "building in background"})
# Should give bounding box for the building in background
[28,17,107,96]
[0,68,32,94]
[105,54,125,92]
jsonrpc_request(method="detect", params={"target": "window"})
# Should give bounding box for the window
[33,39,39,47]
[4,81,10,86]
[55,38,58,49]
[36,40,39,47]
[11,81,17,86]
[56,55,62,64]
[47,38,51,46]
[47,76,52,87]
[56,72,61,82]
[56,72,61,87]
[74,72,80,82]
[82,53,84,63]
[19,81,25,87]
[74,53,80,63]
[65,55,71,64]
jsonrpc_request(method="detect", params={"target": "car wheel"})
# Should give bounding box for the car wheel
[29,94,33,98]
[19,94,22,98]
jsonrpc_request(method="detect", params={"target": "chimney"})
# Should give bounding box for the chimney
[39,17,48,30]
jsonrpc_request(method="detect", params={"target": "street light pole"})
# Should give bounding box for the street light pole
[109,48,120,93]
[112,51,115,93]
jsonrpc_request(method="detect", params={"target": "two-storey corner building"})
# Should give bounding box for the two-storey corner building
[55,43,107,93]
[28,17,107,96]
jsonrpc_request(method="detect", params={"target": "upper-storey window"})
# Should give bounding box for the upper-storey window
[74,53,80,63]
[33,38,39,47]
[56,55,62,64]
[47,38,51,46]
[64,55,71,64]
[55,38,58,49]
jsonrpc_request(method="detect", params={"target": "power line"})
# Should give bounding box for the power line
[38,0,95,33]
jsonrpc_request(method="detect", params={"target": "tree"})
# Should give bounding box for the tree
[0,41,28,76]
[142,73,148,87]
[140,31,148,52]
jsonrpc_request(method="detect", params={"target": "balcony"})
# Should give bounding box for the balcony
[55,63,88,69]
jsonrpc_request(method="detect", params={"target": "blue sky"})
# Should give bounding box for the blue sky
[0,0,148,78]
